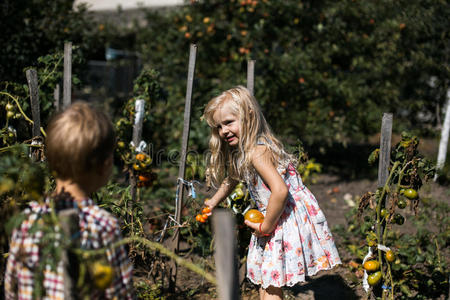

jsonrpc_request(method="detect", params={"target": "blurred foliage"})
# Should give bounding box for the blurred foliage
[127,0,450,153]
[0,0,110,83]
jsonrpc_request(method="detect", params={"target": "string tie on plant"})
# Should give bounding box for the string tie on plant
[382,284,392,290]
[130,140,147,152]
[377,244,391,252]
[362,246,373,292]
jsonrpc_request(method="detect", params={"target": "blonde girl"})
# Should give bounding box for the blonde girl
[204,86,341,300]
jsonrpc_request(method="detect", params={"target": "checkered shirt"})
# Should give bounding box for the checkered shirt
[4,197,134,299]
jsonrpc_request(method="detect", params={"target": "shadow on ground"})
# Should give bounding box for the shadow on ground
[289,274,359,300]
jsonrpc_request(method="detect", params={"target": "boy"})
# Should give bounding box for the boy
[4,102,134,299]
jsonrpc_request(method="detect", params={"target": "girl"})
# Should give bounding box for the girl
[204,86,341,299]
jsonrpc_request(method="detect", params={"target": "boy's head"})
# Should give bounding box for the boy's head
[45,101,115,182]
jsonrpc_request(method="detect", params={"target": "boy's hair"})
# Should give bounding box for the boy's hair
[45,101,115,180]
[203,86,295,187]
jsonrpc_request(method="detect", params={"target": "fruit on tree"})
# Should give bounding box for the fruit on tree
[136,153,146,161]
[367,271,382,285]
[394,213,405,225]
[92,261,114,290]
[244,209,264,223]
[363,260,380,272]
[202,207,211,214]
[385,250,395,262]
[397,198,407,209]
[404,188,418,200]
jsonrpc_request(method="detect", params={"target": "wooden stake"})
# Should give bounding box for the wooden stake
[63,42,72,109]
[247,60,255,95]
[435,90,450,181]
[169,44,197,290]
[54,84,60,111]
[378,113,393,187]
[129,99,145,223]
[213,210,240,300]
[58,209,79,300]
[26,69,40,139]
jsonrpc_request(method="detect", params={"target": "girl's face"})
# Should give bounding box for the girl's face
[213,102,240,147]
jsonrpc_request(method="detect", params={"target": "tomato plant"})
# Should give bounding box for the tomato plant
[354,132,437,299]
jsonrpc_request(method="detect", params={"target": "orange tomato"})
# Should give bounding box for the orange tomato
[385,250,395,262]
[202,207,211,214]
[244,209,264,223]
[363,260,380,272]
[138,175,150,182]
[195,214,203,222]
[136,153,146,161]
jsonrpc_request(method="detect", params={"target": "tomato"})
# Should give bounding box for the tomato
[235,188,244,198]
[6,111,14,118]
[201,213,209,220]
[133,163,141,171]
[138,175,151,182]
[404,188,418,200]
[117,141,125,149]
[367,271,382,286]
[363,260,380,272]
[394,213,405,225]
[244,209,264,223]
[380,208,387,218]
[136,153,146,161]
[202,207,211,214]
[385,250,395,263]
[5,103,13,111]
[92,261,114,290]
[195,214,203,222]
[397,198,407,209]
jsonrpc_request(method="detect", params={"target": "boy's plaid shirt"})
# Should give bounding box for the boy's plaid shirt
[4,197,134,299]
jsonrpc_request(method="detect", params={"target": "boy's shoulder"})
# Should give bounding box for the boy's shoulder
[80,203,121,231]
[16,199,120,232]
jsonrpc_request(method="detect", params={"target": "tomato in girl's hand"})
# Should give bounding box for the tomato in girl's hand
[244,209,264,223]
[202,207,211,214]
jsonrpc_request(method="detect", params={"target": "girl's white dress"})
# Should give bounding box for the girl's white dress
[245,160,341,288]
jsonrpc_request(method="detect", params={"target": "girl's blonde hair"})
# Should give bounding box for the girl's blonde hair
[203,86,295,187]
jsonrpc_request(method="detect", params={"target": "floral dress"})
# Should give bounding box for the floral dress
[245,161,341,288]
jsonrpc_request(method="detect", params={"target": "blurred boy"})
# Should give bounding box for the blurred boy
[4,101,134,299]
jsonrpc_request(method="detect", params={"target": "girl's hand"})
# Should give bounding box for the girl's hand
[203,198,216,216]
[244,220,271,238]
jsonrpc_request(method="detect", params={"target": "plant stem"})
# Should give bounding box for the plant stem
[75,235,218,285]
[41,56,64,85]
[377,161,400,300]
[0,91,47,137]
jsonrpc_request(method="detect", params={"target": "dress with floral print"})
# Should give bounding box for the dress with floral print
[245,160,341,289]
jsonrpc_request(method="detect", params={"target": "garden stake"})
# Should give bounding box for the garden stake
[129,99,145,223]
[26,69,43,161]
[247,60,255,96]
[63,42,72,109]
[377,113,393,300]
[212,210,239,300]
[169,43,197,291]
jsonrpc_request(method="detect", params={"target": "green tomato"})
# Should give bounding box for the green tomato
[397,198,407,209]
[380,208,387,218]
[404,188,418,200]
[394,213,405,225]
[5,103,14,111]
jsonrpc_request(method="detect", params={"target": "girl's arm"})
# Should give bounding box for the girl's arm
[245,146,289,235]
[204,177,239,210]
